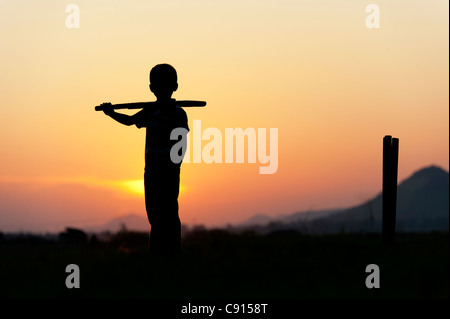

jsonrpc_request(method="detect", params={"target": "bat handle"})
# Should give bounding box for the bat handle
[95,103,113,111]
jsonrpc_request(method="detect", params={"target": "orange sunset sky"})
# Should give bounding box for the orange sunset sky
[0,0,448,232]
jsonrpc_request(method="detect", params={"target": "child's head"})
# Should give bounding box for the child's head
[149,64,178,100]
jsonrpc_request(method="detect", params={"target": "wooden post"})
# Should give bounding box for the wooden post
[382,135,399,246]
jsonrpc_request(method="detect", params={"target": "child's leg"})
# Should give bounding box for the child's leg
[144,164,182,255]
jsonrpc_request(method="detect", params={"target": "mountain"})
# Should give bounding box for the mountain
[83,213,149,233]
[236,165,449,234]
[237,208,344,227]
[238,214,274,227]
[308,165,449,233]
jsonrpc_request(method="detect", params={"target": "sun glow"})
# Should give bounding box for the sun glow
[122,180,145,196]
[121,179,186,197]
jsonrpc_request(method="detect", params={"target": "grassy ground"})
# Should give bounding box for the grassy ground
[0,230,448,299]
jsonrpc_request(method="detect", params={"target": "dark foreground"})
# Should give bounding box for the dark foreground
[0,230,448,299]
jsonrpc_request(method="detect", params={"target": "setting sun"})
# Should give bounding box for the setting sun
[122,180,145,197]
[121,179,186,197]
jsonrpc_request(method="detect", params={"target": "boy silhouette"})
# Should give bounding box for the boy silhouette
[100,64,188,256]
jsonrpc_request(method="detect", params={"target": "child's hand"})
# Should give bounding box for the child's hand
[100,102,114,115]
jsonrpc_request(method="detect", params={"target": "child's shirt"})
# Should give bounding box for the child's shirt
[132,104,189,167]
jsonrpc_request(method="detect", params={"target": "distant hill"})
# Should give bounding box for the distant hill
[312,165,449,233]
[238,165,449,234]
[83,213,149,233]
[236,208,344,227]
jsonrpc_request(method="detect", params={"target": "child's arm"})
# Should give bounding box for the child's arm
[101,102,138,126]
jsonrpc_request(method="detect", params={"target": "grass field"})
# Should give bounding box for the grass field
[0,230,448,299]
